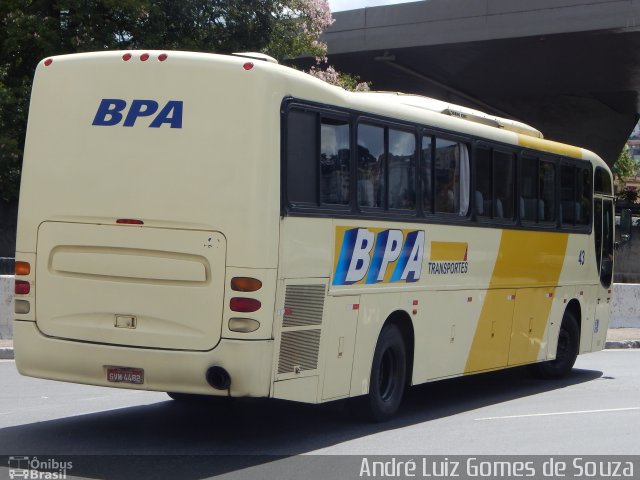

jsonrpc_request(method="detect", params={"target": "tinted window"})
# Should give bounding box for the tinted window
[287,109,317,204]
[435,139,469,215]
[494,151,514,219]
[595,167,612,194]
[320,117,350,205]
[540,161,556,222]
[421,136,433,213]
[520,157,539,222]
[475,148,492,218]
[560,164,576,224]
[577,166,591,225]
[388,129,416,210]
[357,124,385,208]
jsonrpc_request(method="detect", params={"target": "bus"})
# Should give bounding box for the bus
[14,51,614,421]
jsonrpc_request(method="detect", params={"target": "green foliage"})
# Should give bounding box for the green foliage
[613,145,638,184]
[0,0,332,202]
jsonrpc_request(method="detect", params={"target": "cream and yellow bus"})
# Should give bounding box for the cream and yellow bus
[14,51,614,421]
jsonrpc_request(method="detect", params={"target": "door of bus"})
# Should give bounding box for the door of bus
[593,197,614,349]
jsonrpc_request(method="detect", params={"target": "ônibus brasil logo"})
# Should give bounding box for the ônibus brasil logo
[8,456,73,479]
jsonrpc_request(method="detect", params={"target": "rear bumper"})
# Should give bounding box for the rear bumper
[14,320,274,397]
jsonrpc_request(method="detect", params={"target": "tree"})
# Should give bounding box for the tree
[612,144,638,187]
[0,0,336,202]
[307,62,370,91]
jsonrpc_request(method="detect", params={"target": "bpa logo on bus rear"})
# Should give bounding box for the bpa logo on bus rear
[92,99,183,128]
[333,227,425,286]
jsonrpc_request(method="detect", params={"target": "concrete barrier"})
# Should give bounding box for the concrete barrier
[610,283,640,328]
[0,278,638,339]
[0,275,13,339]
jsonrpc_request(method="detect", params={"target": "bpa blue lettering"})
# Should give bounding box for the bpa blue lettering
[92,99,126,126]
[366,229,404,283]
[123,99,159,127]
[391,230,424,282]
[334,228,374,285]
[150,100,183,128]
[92,98,183,128]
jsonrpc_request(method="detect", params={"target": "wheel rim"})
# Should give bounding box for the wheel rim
[378,347,398,402]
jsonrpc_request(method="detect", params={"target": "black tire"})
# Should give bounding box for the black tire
[529,310,580,379]
[366,324,407,422]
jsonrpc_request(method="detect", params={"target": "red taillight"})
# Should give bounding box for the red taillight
[44,58,53,66]
[15,280,30,295]
[158,53,168,62]
[116,219,144,225]
[243,62,254,71]
[230,297,261,313]
[140,53,149,61]
[122,53,132,61]
[15,261,30,276]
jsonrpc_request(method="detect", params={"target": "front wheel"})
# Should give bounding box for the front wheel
[529,310,580,379]
[366,324,407,421]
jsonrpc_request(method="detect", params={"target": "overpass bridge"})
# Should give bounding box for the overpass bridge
[320,0,640,165]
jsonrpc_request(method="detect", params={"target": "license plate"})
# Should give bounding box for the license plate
[106,366,145,385]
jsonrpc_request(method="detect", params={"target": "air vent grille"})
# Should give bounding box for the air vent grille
[277,329,321,374]
[282,284,325,327]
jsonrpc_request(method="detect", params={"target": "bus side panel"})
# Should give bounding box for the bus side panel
[412,290,490,383]
[319,294,359,401]
[579,285,597,353]
[593,287,610,351]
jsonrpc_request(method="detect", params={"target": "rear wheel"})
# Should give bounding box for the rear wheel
[366,324,407,421]
[529,310,580,379]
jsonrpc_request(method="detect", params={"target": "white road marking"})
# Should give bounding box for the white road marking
[476,406,640,421]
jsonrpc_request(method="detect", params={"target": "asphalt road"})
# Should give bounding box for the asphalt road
[0,350,639,479]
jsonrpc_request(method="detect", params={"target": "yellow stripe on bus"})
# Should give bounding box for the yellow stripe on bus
[518,135,583,159]
[464,230,568,373]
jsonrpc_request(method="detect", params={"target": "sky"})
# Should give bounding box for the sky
[328,0,419,13]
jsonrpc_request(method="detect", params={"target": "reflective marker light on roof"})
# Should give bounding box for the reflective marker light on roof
[158,53,168,62]
[243,62,254,71]
[122,53,132,61]
[44,58,53,66]
[140,53,150,61]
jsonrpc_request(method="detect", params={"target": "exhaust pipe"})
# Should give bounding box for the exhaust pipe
[206,366,231,390]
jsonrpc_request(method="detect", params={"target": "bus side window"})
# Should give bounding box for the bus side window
[520,156,538,222]
[494,151,515,220]
[474,147,492,217]
[286,109,317,205]
[434,139,469,215]
[577,166,592,225]
[357,123,385,208]
[388,128,416,210]
[560,163,576,225]
[540,160,556,222]
[320,117,350,205]
[422,136,433,214]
